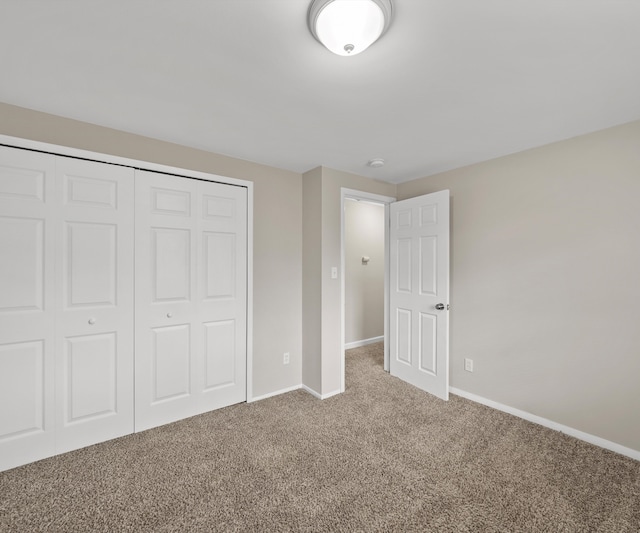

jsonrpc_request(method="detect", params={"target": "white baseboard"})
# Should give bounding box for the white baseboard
[345,336,384,350]
[301,385,342,400]
[450,387,640,462]
[248,384,301,403]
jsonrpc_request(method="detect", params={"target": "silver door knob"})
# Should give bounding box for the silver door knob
[88,318,96,325]
[166,312,173,318]
[435,303,445,310]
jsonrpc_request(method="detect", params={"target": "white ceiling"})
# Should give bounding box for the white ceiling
[2,1,640,184]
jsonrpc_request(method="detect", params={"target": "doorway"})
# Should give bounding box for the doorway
[344,199,385,347]
[340,188,395,392]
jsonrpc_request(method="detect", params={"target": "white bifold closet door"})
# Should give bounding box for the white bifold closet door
[55,157,134,453]
[134,170,247,432]
[0,147,57,469]
[0,148,134,471]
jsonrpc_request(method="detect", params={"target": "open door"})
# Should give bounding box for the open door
[389,190,450,400]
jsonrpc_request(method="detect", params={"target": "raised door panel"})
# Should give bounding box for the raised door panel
[203,320,236,390]
[151,325,191,403]
[0,217,44,312]
[0,341,45,439]
[0,147,56,472]
[152,228,192,302]
[0,165,45,201]
[396,238,412,294]
[419,236,437,296]
[65,222,117,308]
[203,232,236,299]
[396,309,412,365]
[64,334,117,423]
[419,312,437,375]
[152,187,191,216]
[55,157,134,453]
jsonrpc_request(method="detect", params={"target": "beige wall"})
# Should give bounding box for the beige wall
[4,101,639,454]
[398,120,640,452]
[302,167,322,393]
[0,102,303,399]
[344,200,385,344]
[302,166,395,395]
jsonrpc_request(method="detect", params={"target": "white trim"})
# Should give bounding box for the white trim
[301,385,342,400]
[302,385,322,399]
[383,202,390,373]
[245,186,255,402]
[450,387,640,462]
[0,134,250,188]
[341,188,396,205]
[340,188,396,393]
[344,336,384,350]
[249,384,301,403]
[0,134,255,404]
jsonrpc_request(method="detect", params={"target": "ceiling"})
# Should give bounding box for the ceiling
[2,1,640,184]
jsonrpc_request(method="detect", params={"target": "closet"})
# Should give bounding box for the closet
[0,144,248,472]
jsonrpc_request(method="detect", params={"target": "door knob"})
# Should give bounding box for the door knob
[435,303,445,310]
[166,312,173,318]
[88,318,96,325]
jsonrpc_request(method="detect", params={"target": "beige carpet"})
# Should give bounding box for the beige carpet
[1,342,638,532]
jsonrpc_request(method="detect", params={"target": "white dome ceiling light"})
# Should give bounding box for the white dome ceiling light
[308,0,393,57]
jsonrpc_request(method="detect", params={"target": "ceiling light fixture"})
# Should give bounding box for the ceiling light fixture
[308,0,393,57]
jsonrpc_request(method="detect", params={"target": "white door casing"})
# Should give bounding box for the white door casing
[339,188,396,390]
[389,190,450,400]
[135,170,247,432]
[54,156,135,453]
[0,147,57,470]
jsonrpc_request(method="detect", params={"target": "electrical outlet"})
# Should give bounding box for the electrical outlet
[283,352,290,365]
[464,358,473,372]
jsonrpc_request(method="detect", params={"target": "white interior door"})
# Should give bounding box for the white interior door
[389,190,450,400]
[0,147,57,471]
[55,157,135,453]
[135,170,247,432]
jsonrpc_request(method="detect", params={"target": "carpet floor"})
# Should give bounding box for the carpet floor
[1,342,638,532]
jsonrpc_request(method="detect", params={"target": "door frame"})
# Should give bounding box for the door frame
[340,188,396,392]
[0,133,255,401]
